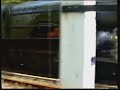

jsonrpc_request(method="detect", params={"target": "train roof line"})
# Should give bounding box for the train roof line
[11,1,61,10]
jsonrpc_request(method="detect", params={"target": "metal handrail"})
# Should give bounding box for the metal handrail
[8,24,59,28]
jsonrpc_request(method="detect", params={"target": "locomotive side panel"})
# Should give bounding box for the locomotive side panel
[2,2,60,78]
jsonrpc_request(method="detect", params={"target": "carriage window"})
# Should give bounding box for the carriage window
[96,28,117,63]
[95,1,117,83]
[2,3,60,78]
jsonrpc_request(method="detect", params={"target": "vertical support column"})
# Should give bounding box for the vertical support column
[60,1,96,88]
[1,5,5,39]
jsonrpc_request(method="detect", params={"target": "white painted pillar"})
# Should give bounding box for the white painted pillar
[60,1,96,88]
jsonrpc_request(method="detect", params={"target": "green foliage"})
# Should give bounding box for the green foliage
[2,0,34,4]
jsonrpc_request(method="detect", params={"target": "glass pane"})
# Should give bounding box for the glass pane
[2,2,60,79]
[96,2,117,83]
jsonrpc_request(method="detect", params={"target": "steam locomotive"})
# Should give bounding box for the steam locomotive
[1,1,118,86]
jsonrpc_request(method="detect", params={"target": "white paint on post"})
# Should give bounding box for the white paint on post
[84,1,96,5]
[61,1,84,6]
[83,11,96,88]
[60,1,96,88]
[60,13,85,88]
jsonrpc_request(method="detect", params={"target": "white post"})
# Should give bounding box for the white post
[60,1,96,88]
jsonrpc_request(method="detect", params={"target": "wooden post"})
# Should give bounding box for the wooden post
[59,1,96,88]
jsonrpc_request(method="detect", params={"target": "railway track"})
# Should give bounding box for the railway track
[2,71,61,89]
[95,83,118,89]
[2,71,118,89]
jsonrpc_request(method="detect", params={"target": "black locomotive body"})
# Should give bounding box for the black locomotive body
[1,1,60,78]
